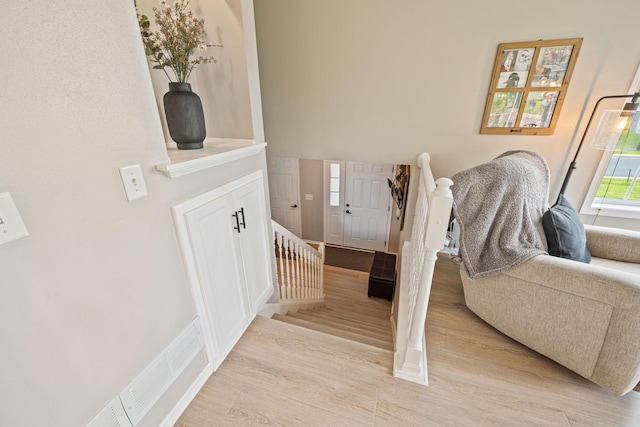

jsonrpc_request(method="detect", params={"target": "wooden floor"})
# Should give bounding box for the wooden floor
[176,257,640,426]
[272,266,394,350]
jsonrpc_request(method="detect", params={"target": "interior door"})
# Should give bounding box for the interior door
[342,162,393,251]
[267,157,302,237]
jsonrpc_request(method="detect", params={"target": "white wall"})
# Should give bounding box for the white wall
[0,1,266,425]
[254,0,640,230]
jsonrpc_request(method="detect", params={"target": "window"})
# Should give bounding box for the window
[329,163,341,207]
[581,66,640,219]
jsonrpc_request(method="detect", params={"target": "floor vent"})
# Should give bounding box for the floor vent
[120,356,173,422]
[86,396,132,427]
[87,317,204,426]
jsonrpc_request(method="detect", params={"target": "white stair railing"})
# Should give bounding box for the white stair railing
[272,221,325,303]
[393,153,453,386]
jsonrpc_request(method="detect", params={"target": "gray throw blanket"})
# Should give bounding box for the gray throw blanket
[451,151,549,279]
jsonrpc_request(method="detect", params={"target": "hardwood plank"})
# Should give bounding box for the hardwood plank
[272,313,393,350]
[176,256,640,426]
[285,311,392,340]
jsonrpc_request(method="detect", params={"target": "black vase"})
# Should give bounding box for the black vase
[163,82,206,150]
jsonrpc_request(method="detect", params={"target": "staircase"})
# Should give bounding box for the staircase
[271,265,394,351]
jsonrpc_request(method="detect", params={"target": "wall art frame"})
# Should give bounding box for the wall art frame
[480,37,583,135]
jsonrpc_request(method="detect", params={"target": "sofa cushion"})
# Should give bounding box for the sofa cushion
[542,194,591,263]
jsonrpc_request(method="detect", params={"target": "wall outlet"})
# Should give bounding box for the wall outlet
[0,192,29,245]
[119,164,148,201]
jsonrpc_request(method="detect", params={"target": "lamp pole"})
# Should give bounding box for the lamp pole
[557,92,640,203]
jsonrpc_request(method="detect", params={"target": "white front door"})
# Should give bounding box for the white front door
[267,157,302,237]
[343,162,393,252]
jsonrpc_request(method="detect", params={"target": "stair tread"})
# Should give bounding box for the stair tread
[251,316,393,358]
[287,311,392,340]
[310,307,391,326]
[300,309,391,333]
[272,314,393,351]
[320,305,390,320]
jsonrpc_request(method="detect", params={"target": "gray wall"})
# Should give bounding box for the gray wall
[254,0,640,231]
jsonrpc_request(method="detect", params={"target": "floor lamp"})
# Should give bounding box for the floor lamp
[556,91,640,204]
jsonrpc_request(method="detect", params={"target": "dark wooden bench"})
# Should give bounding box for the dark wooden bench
[368,251,397,301]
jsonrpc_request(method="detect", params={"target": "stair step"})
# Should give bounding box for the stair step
[320,300,391,321]
[311,306,391,326]
[272,314,394,351]
[301,308,391,334]
[251,316,393,358]
[286,311,392,341]
[302,310,391,335]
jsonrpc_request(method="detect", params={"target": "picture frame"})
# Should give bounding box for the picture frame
[480,38,583,135]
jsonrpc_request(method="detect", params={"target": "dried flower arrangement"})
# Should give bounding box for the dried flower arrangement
[137,0,217,83]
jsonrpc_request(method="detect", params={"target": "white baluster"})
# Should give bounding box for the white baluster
[283,236,292,299]
[302,248,308,299]
[296,244,302,299]
[318,243,325,299]
[276,232,286,299]
[307,249,313,299]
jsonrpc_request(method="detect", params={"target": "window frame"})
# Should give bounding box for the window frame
[580,65,640,219]
[480,38,583,136]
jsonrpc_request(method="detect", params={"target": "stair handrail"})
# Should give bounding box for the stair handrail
[272,220,324,302]
[393,153,453,386]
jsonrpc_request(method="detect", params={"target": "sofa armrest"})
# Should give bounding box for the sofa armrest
[505,254,640,304]
[461,255,640,394]
[584,224,640,263]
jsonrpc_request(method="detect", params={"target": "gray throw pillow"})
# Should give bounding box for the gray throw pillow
[542,194,591,263]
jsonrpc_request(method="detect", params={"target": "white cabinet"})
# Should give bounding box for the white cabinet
[233,178,275,314]
[173,171,274,370]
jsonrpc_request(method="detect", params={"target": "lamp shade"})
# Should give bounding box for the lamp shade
[589,110,630,150]
[556,91,640,200]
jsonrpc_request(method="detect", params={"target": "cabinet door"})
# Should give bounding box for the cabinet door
[234,177,274,314]
[185,194,250,369]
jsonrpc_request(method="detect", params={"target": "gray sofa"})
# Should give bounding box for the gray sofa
[461,224,640,395]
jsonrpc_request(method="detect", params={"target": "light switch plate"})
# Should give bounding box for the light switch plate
[305,194,313,201]
[0,192,29,245]
[119,164,148,201]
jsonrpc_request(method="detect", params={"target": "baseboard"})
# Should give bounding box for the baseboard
[159,363,214,427]
[393,351,429,387]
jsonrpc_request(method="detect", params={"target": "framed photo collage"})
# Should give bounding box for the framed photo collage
[481,38,583,135]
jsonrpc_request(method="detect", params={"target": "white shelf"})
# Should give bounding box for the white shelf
[155,138,267,178]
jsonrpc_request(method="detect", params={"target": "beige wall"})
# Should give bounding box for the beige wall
[254,0,640,231]
[138,0,254,142]
[295,158,406,250]
[298,158,325,241]
[0,1,264,425]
